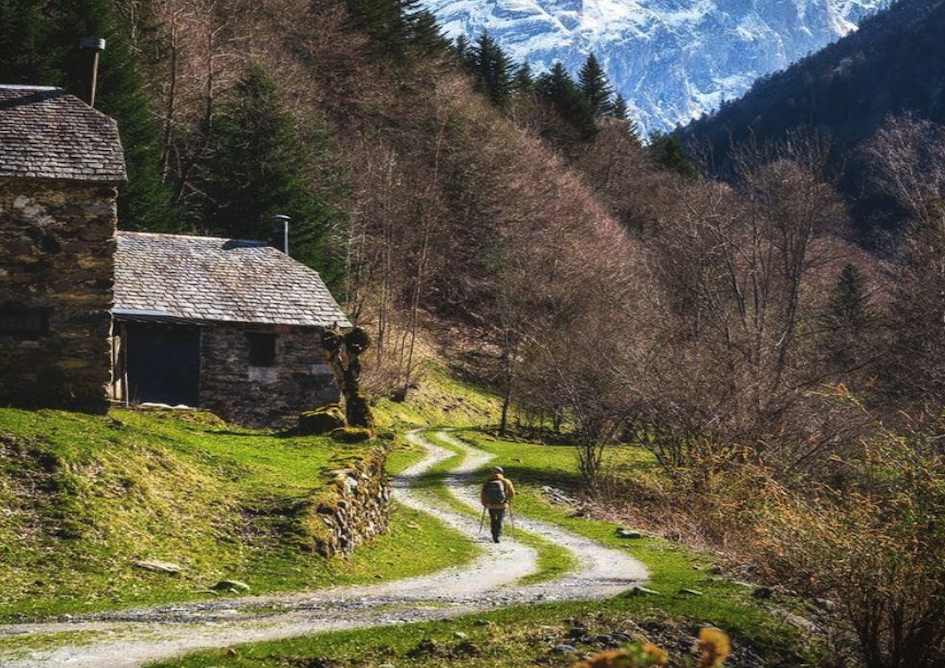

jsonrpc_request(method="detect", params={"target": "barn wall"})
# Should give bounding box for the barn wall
[199,323,340,428]
[0,178,117,411]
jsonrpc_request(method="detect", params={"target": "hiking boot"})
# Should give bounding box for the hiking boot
[493,536,500,543]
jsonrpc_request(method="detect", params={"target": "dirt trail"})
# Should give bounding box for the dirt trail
[0,430,647,668]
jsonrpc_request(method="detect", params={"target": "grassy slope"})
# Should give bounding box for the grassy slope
[0,406,476,621]
[148,425,814,668]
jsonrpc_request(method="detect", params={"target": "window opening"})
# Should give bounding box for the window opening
[0,308,49,338]
[248,333,277,367]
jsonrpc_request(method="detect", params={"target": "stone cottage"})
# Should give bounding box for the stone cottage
[111,231,351,427]
[0,85,125,411]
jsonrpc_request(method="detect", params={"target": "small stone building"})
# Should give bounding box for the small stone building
[0,85,126,411]
[112,231,351,427]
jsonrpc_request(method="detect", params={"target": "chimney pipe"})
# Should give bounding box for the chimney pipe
[79,37,106,107]
[272,215,291,255]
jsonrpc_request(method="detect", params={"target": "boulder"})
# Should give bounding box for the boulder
[299,405,345,435]
[133,559,182,574]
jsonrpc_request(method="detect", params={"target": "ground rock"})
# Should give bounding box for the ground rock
[133,560,182,574]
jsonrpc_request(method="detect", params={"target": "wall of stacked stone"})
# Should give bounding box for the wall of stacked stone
[312,449,391,558]
[0,179,116,411]
[199,323,341,428]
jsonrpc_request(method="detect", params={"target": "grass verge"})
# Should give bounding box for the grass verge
[0,408,474,621]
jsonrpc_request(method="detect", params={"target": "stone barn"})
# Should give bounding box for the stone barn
[111,231,350,427]
[0,85,125,411]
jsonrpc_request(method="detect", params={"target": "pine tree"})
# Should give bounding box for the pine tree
[468,33,514,108]
[198,65,344,285]
[537,62,597,139]
[578,54,614,117]
[344,0,408,61]
[827,263,875,333]
[512,62,535,95]
[0,1,59,84]
[610,93,628,120]
[408,10,450,57]
[454,34,469,61]
[0,0,178,231]
[646,130,697,178]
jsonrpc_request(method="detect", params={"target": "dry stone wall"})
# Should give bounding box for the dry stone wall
[199,324,341,428]
[0,179,116,411]
[312,449,391,558]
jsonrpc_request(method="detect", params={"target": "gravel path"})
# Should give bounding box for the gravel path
[0,430,647,668]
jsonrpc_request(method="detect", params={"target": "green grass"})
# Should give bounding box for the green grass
[148,430,812,668]
[0,408,474,621]
[419,430,578,585]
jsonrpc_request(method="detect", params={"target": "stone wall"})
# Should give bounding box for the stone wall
[199,323,341,428]
[310,449,391,558]
[0,178,116,411]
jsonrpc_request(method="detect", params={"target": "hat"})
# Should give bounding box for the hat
[489,466,504,474]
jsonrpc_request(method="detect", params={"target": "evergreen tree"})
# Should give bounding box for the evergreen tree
[610,93,628,120]
[344,0,409,61]
[468,33,514,108]
[408,10,450,57]
[198,65,344,285]
[0,0,177,231]
[512,62,535,95]
[827,263,875,333]
[577,53,614,116]
[0,1,59,84]
[454,34,469,61]
[646,130,697,178]
[537,62,597,139]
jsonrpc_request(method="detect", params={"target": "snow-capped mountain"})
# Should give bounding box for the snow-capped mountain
[422,0,889,134]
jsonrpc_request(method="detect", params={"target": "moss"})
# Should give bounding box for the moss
[299,405,346,435]
[331,427,375,443]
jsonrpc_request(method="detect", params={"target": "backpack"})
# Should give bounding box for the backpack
[483,479,507,505]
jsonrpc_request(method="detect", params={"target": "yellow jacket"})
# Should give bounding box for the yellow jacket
[480,473,515,509]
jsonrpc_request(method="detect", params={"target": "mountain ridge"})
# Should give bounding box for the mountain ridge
[423,0,889,134]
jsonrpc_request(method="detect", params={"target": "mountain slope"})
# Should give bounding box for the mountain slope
[422,0,887,133]
[684,0,945,229]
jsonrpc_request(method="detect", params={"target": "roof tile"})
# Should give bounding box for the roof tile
[114,232,351,328]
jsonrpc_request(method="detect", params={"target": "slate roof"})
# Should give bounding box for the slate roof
[0,85,126,183]
[114,232,351,328]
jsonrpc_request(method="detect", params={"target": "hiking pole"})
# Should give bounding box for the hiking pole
[479,506,486,534]
[508,502,515,532]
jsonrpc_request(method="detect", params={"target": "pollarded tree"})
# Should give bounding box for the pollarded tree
[197,64,344,285]
[577,53,614,117]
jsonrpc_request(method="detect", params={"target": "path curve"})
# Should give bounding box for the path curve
[0,430,646,668]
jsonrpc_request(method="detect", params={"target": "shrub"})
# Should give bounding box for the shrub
[759,425,945,668]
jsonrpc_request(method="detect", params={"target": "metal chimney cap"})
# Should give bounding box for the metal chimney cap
[79,37,106,51]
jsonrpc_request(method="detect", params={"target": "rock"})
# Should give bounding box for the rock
[596,634,615,645]
[379,664,395,668]
[631,586,660,596]
[473,619,491,627]
[213,579,250,593]
[133,559,182,574]
[752,586,773,599]
[569,626,589,637]
[679,588,703,596]
[454,631,468,639]
[708,564,724,575]
[298,405,345,435]
[552,644,578,654]
[814,597,836,611]
[782,612,818,633]
[616,528,643,539]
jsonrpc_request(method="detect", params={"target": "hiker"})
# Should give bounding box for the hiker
[480,466,515,543]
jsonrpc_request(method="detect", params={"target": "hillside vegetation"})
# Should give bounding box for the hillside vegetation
[0,407,472,620]
[4,0,945,665]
